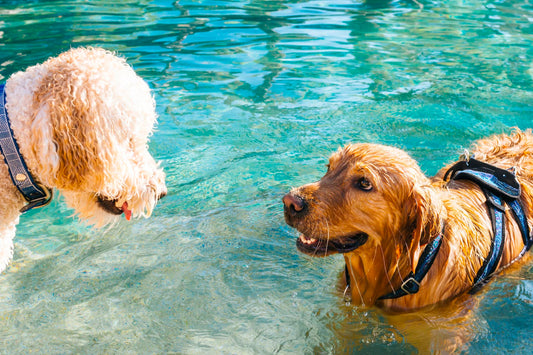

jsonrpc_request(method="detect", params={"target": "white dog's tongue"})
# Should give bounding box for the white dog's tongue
[123,202,132,221]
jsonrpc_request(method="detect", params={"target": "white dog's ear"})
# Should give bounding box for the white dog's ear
[405,186,441,274]
[29,103,60,185]
[30,70,110,192]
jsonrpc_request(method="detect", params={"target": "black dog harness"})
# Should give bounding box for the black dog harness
[443,157,532,293]
[0,84,52,212]
[345,156,532,301]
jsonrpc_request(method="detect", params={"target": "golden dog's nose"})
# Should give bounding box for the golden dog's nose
[282,193,306,215]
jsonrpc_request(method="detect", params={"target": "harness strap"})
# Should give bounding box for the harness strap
[445,158,532,292]
[0,84,52,212]
[471,191,506,292]
[378,231,443,300]
[508,199,532,250]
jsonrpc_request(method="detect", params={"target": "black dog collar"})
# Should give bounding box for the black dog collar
[0,84,52,212]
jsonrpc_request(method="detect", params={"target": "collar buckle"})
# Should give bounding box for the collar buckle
[400,277,420,295]
[19,183,53,213]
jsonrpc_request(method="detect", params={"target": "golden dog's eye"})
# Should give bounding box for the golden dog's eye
[355,177,373,191]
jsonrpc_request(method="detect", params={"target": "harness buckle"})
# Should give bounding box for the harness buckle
[400,277,420,295]
[459,150,474,163]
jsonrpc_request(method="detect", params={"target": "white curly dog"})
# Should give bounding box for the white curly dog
[0,47,167,272]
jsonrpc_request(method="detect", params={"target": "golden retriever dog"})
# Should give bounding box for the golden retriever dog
[283,129,533,312]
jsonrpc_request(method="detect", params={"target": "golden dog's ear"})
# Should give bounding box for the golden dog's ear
[405,185,441,274]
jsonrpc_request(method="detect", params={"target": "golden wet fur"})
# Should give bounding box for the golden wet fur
[283,130,533,312]
[0,47,166,272]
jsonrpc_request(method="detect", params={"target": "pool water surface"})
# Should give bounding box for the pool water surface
[1,0,533,353]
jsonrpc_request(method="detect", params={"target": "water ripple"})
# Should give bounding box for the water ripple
[0,0,532,353]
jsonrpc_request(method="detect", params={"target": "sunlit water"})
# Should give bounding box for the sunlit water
[1,0,532,353]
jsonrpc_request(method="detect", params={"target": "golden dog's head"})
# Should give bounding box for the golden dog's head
[283,144,442,291]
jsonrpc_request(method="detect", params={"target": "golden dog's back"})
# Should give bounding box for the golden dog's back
[434,129,533,191]
[471,129,533,217]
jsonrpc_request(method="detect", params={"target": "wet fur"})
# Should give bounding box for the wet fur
[284,130,533,311]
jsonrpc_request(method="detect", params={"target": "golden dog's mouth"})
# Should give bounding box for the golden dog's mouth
[296,233,369,256]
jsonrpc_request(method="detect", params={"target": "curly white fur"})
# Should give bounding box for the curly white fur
[0,47,167,272]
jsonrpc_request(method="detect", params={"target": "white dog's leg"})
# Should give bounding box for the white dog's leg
[0,224,17,273]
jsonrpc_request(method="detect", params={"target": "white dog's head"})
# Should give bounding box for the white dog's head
[6,47,167,226]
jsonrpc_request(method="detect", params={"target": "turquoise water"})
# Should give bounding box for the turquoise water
[1,0,533,353]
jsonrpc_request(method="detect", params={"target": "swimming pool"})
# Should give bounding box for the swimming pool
[1,0,532,353]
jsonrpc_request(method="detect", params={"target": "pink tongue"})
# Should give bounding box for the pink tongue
[122,202,132,221]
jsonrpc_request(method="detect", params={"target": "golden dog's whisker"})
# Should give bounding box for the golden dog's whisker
[371,244,378,265]
[308,220,318,257]
[404,241,412,267]
[347,260,365,306]
[395,256,405,287]
[324,218,330,256]
[379,244,396,292]
[308,221,322,258]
